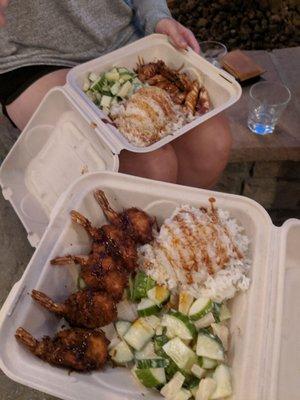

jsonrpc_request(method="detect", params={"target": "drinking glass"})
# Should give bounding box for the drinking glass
[247,82,291,135]
[199,41,227,68]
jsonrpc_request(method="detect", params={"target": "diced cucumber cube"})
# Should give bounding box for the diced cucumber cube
[195,377,217,400]
[219,303,231,321]
[135,341,156,360]
[115,320,131,338]
[211,323,229,351]
[191,364,205,379]
[131,272,156,302]
[110,81,121,95]
[137,358,169,369]
[160,371,185,398]
[105,68,120,81]
[196,331,224,361]
[173,389,192,400]
[178,292,194,315]
[88,72,98,82]
[134,366,166,388]
[124,318,155,351]
[163,337,197,373]
[137,298,161,317]
[147,285,170,305]
[194,313,215,330]
[109,340,134,364]
[119,73,133,81]
[189,298,213,321]
[199,356,218,370]
[117,81,132,98]
[210,365,232,399]
[100,95,112,109]
[161,311,196,341]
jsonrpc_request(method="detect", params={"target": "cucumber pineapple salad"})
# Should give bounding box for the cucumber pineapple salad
[83,59,211,147]
[110,271,233,400]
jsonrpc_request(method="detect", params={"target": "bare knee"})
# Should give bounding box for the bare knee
[6,68,70,130]
[119,144,178,183]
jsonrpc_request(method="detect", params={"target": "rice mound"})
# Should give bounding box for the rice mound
[138,202,250,302]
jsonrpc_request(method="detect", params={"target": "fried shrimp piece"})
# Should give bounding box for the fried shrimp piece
[94,190,154,244]
[196,86,211,115]
[15,327,109,371]
[51,254,128,301]
[70,210,138,271]
[31,289,117,328]
[184,80,200,115]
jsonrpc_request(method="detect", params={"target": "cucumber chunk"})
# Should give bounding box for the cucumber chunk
[160,371,185,398]
[161,311,196,341]
[189,298,213,321]
[117,81,132,98]
[194,312,215,330]
[110,81,121,95]
[142,315,161,330]
[191,364,205,379]
[115,320,131,338]
[109,340,134,364]
[211,323,229,351]
[147,285,170,305]
[154,334,169,356]
[135,341,157,360]
[137,298,161,317]
[210,364,232,399]
[83,78,90,91]
[135,367,166,388]
[163,337,197,373]
[173,388,192,400]
[137,358,169,369]
[195,377,217,400]
[178,291,194,315]
[196,331,224,361]
[123,318,154,351]
[219,303,231,321]
[100,95,112,109]
[131,272,156,302]
[105,68,120,81]
[199,356,218,369]
[88,72,98,82]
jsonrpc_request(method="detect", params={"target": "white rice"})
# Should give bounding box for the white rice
[138,202,250,302]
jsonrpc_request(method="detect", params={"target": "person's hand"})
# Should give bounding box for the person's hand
[0,0,8,27]
[155,18,200,54]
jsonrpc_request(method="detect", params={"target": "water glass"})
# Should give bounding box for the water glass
[199,41,227,68]
[247,82,291,135]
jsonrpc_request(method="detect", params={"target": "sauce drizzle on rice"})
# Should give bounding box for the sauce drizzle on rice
[138,200,250,301]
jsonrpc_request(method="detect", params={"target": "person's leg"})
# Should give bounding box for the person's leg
[119,144,178,183]
[6,68,70,130]
[172,113,232,188]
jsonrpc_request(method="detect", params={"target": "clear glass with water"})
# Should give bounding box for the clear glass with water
[199,41,227,68]
[247,82,291,135]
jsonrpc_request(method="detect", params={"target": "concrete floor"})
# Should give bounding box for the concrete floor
[0,117,58,399]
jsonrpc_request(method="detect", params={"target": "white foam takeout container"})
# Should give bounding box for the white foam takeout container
[0,34,241,247]
[0,172,299,400]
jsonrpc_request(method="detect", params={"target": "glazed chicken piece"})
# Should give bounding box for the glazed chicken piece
[94,190,154,244]
[51,253,128,301]
[31,289,117,328]
[15,327,109,371]
[71,210,137,271]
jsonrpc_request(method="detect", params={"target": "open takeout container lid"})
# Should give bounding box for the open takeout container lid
[0,171,299,400]
[0,35,241,246]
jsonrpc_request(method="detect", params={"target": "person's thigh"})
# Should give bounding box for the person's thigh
[119,144,178,183]
[6,68,70,130]
[172,113,232,189]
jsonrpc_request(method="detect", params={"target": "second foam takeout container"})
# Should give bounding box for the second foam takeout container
[0,34,241,247]
[0,172,299,400]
